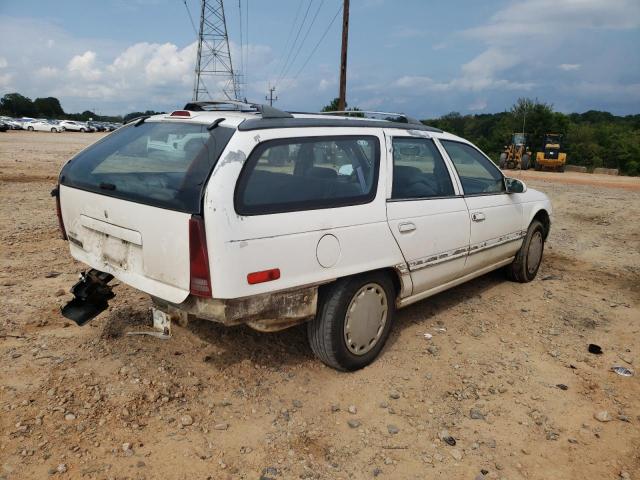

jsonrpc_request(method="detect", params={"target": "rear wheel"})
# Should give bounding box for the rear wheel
[51,128,57,133]
[80,128,86,132]
[27,126,34,131]
[521,154,530,170]
[506,219,545,283]
[307,272,395,371]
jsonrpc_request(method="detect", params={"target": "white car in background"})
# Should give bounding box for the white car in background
[59,120,90,132]
[0,116,23,129]
[24,120,63,132]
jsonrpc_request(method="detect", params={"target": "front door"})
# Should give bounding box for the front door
[438,140,524,274]
[385,133,470,294]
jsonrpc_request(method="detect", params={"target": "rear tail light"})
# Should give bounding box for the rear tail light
[189,216,212,297]
[51,186,67,240]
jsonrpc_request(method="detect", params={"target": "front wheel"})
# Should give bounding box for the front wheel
[506,219,545,283]
[307,273,396,371]
[27,126,34,131]
[80,128,86,132]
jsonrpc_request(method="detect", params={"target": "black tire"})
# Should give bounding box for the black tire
[506,219,545,283]
[558,165,565,172]
[51,128,56,133]
[535,162,542,171]
[307,272,396,371]
[80,128,86,132]
[27,126,34,131]
[521,154,530,170]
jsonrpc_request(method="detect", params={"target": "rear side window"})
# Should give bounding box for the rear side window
[235,135,380,215]
[60,121,234,213]
[392,138,455,199]
[440,140,505,195]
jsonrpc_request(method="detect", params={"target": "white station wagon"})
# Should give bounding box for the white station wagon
[54,101,552,371]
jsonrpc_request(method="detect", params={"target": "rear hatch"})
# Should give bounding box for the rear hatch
[58,118,234,303]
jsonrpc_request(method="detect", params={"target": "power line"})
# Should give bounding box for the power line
[245,0,249,93]
[287,3,343,86]
[274,1,304,82]
[280,0,325,82]
[238,0,244,98]
[276,0,314,85]
[183,0,199,36]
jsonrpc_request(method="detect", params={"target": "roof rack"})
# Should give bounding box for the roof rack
[183,100,293,119]
[318,110,423,126]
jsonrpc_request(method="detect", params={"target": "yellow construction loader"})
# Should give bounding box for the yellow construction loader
[499,133,532,170]
[535,133,566,172]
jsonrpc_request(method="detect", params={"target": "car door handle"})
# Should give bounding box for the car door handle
[398,222,416,233]
[471,212,486,222]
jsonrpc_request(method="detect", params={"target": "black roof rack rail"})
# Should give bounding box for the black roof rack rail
[237,117,442,133]
[318,110,423,126]
[183,100,293,119]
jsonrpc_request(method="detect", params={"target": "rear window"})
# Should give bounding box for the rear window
[60,121,234,213]
[235,135,380,215]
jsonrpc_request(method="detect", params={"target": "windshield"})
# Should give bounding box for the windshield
[60,121,234,213]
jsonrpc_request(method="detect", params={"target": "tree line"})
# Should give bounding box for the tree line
[422,98,640,176]
[0,92,166,124]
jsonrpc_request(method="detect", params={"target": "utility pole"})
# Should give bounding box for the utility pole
[337,0,349,111]
[265,86,278,106]
[192,0,239,101]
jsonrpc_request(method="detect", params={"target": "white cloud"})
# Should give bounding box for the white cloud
[35,66,59,78]
[68,51,102,81]
[469,99,488,111]
[558,63,581,71]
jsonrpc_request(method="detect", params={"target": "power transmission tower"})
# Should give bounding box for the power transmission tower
[192,0,239,101]
[337,0,350,111]
[265,86,278,106]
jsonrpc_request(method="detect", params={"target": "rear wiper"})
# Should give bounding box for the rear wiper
[99,182,116,191]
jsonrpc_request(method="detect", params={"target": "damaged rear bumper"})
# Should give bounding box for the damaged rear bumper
[153,285,318,332]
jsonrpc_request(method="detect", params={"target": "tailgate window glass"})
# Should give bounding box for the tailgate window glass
[60,122,234,213]
[235,135,380,215]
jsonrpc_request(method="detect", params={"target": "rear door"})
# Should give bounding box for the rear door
[385,132,470,294]
[438,139,524,274]
[58,120,234,303]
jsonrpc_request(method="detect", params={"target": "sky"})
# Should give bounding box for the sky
[0,0,639,118]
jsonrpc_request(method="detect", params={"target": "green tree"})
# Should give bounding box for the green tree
[33,97,65,117]
[0,93,38,117]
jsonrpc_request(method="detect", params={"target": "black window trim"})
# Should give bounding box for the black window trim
[389,136,459,202]
[437,138,507,198]
[234,134,381,216]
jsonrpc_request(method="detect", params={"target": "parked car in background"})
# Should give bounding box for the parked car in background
[59,120,90,132]
[0,121,8,132]
[88,121,105,132]
[55,100,553,371]
[0,116,23,129]
[24,119,63,132]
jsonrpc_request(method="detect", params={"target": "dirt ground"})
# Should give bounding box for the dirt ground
[1,131,639,480]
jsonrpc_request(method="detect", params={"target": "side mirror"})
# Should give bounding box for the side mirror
[505,177,527,193]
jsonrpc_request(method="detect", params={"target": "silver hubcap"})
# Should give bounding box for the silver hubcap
[344,283,388,355]
[527,231,543,275]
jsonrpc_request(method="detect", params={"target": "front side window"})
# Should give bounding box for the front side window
[440,140,505,195]
[236,135,379,215]
[392,138,455,199]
